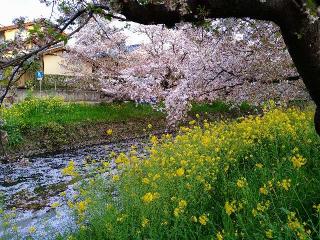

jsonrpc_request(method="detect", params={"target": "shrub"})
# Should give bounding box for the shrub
[66,105,320,240]
[0,97,67,146]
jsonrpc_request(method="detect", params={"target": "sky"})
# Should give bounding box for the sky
[0,0,53,26]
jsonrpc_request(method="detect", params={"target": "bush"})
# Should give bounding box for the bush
[0,97,67,146]
[66,105,320,240]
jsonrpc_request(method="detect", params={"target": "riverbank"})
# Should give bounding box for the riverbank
[1,97,301,162]
[0,137,150,240]
[0,97,167,162]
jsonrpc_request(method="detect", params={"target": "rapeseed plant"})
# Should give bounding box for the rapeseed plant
[64,105,320,240]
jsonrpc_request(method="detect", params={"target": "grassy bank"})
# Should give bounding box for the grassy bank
[0,97,261,156]
[60,105,320,240]
[0,97,165,152]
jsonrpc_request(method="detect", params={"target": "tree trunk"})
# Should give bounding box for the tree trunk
[278,17,320,134]
[119,0,320,134]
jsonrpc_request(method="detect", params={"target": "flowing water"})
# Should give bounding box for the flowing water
[0,138,149,239]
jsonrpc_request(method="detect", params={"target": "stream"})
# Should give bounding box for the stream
[0,138,149,239]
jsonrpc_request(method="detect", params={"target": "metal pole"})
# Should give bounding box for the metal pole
[40,79,42,97]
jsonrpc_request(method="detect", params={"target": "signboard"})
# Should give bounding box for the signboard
[36,71,44,81]
[36,71,44,96]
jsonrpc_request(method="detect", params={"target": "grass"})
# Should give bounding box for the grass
[2,98,163,127]
[0,97,164,146]
[0,97,258,147]
[191,101,232,113]
[58,103,320,240]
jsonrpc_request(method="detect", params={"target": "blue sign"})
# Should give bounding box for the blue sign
[36,71,44,80]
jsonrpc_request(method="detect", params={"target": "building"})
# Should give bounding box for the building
[0,22,34,42]
[0,22,92,88]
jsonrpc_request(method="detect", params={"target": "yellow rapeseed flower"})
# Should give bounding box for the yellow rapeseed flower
[51,202,60,208]
[287,212,309,239]
[189,120,196,125]
[150,135,158,145]
[141,217,149,228]
[236,177,248,188]
[278,179,291,191]
[198,214,209,225]
[142,192,159,204]
[252,200,271,217]
[115,153,129,164]
[178,199,187,208]
[112,175,120,182]
[255,163,263,169]
[62,160,78,177]
[176,168,185,177]
[313,203,320,213]
[28,226,36,234]
[106,129,113,135]
[216,231,224,240]
[142,177,150,184]
[265,229,273,239]
[259,185,268,195]
[75,199,90,215]
[174,208,181,217]
[102,161,110,168]
[291,154,307,169]
[225,200,237,216]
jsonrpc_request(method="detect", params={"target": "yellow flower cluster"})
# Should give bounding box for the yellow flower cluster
[198,214,209,225]
[265,229,273,239]
[106,129,113,135]
[277,179,291,191]
[141,217,149,228]
[252,200,270,217]
[62,160,78,177]
[236,177,248,188]
[28,226,36,234]
[313,203,320,214]
[174,199,188,217]
[68,105,319,239]
[176,168,185,177]
[287,212,311,240]
[142,192,159,204]
[224,200,238,216]
[291,154,307,169]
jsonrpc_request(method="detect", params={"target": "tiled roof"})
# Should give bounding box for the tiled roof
[0,22,34,32]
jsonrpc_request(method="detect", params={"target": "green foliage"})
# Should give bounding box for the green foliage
[239,101,253,112]
[306,0,318,15]
[0,97,163,147]
[191,101,232,113]
[65,106,320,240]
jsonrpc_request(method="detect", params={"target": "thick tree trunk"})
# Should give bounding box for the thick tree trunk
[278,16,320,134]
[119,0,320,134]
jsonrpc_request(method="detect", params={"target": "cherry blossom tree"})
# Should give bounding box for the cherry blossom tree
[1,0,320,133]
[64,17,308,124]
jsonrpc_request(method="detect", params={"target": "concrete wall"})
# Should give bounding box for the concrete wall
[14,89,102,102]
[43,51,92,76]
[4,26,33,41]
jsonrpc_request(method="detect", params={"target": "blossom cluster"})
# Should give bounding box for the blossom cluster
[64,17,309,125]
